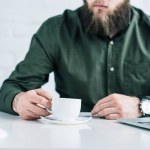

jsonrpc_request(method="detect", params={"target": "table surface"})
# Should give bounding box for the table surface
[0,112,150,150]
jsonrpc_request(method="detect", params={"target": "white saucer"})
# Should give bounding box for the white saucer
[41,115,92,125]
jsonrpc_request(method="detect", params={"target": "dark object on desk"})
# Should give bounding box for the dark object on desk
[118,117,150,130]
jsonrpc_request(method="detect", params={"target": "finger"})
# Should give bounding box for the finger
[36,95,52,109]
[29,95,52,109]
[105,114,120,120]
[26,110,41,118]
[20,115,40,120]
[91,101,113,115]
[93,95,112,110]
[36,104,52,113]
[28,103,50,116]
[97,108,118,117]
[34,89,52,101]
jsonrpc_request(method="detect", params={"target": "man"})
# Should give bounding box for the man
[0,0,150,120]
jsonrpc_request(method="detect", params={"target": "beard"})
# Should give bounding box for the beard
[81,0,131,38]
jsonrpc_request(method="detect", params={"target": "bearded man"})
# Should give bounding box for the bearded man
[0,0,150,120]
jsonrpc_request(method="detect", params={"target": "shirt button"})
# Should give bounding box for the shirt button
[110,41,114,45]
[110,67,115,72]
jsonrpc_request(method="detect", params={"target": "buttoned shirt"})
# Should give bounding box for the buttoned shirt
[0,6,150,114]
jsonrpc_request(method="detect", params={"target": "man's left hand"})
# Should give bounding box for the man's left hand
[91,94,143,120]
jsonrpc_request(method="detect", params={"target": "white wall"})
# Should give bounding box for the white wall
[0,0,150,97]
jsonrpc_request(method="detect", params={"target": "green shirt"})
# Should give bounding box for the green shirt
[0,6,150,115]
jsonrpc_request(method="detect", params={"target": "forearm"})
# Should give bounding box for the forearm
[0,32,54,115]
[0,82,23,115]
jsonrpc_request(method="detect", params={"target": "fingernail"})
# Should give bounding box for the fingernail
[91,110,95,115]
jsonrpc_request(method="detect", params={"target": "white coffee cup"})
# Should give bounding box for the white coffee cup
[52,98,81,121]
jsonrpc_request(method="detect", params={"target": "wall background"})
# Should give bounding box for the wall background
[0,0,150,97]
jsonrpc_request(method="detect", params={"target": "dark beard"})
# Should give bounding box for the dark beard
[80,0,131,38]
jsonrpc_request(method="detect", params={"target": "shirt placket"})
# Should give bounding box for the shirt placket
[107,40,115,95]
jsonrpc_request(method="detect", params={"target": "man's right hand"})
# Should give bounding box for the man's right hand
[12,89,52,120]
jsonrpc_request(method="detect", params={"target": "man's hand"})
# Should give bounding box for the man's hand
[13,89,52,120]
[91,93,143,120]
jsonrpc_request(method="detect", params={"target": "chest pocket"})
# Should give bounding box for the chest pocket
[124,62,150,96]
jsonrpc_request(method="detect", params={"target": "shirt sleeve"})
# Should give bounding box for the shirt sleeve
[0,23,57,115]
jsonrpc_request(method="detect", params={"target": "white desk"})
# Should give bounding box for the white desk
[0,112,150,150]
